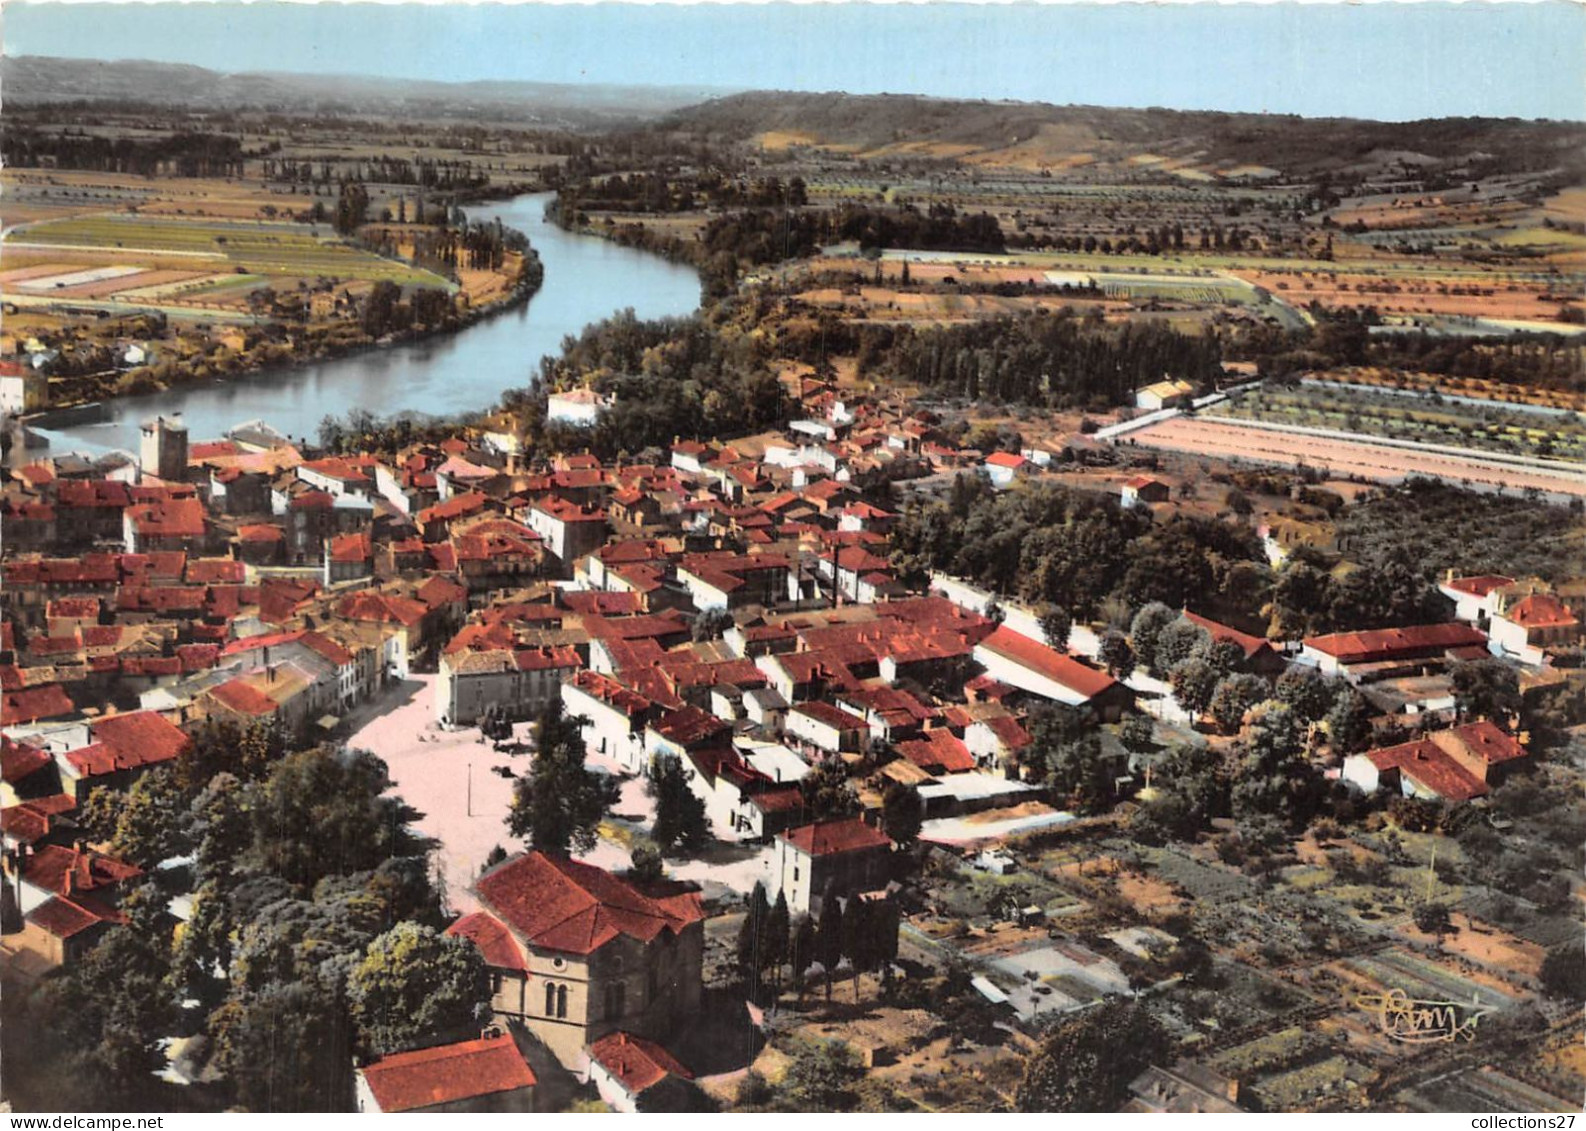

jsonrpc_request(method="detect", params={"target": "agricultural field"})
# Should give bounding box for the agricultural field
[1123,414,1586,499]
[1217,383,1586,463]
[7,215,448,287]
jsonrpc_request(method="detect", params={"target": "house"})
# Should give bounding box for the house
[973,626,1133,720]
[1124,1064,1244,1113]
[982,451,1027,489]
[1342,721,1531,804]
[528,499,609,577]
[768,817,892,915]
[547,386,613,427]
[1182,611,1287,677]
[1300,623,1487,679]
[1438,573,1515,626]
[1135,378,1195,411]
[436,643,583,728]
[0,362,48,415]
[563,670,654,774]
[445,852,705,1071]
[1121,475,1171,508]
[355,1034,537,1114]
[784,701,870,758]
[1487,592,1580,664]
[53,711,192,801]
[585,1031,696,1114]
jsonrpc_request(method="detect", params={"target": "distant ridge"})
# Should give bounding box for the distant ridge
[656,90,1586,177]
[2,55,740,127]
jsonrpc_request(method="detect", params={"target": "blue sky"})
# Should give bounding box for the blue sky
[6,2,1583,122]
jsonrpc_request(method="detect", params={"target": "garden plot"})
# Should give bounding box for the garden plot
[11,264,146,291]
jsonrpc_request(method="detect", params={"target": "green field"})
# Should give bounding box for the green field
[9,215,448,287]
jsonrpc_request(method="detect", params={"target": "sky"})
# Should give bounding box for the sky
[5,1,1583,122]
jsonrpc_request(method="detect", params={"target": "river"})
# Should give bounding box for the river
[31,192,702,453]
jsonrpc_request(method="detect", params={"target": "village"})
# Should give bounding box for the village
[2,357,1582,1112]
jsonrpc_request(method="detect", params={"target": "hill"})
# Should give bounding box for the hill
[1,56,737,128]
[659,91,1586,178]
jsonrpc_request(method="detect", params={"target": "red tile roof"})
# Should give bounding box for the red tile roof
[1503,594,1578,630]
[92,704,193,767]
[359,1034,536,1113]
[207,678,280,717]
[27,894,124,939]
[474,852,704,957]
[22,844,141,897]
[1303,623,1486,664]
[588,1031,693,1096]
[1364,739,1488,803]
[779,817,892,857]
[897,729,975,774]
[1442,575,1514,597]
[445,911,529,972]
[1183,611,1273,661]
[977,626,1120,701]
[1,736,53,784]
[983,452,1026,469]
[3,684,76,725]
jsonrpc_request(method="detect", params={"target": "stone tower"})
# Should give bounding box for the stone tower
[140,414,188,483]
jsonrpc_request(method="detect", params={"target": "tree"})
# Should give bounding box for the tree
[736,883,771,996]
[1325,688,1375,755]
[1098,631,1135,679]
[628,838,665,884]
[1169,658,1218,718]
[1208,674,1272,735]
[1155,620,1211,675]
[1041,733,1117,815]
[1540,946,1586,1002]
[1451,658,1521,723]
[247,746,420,888]
[880,781,923,849]
[780,1038,865,1111]
[1039,605,1072,651]
[791,916,818,991]
[103,765,189,869]
[647,754,711,855]
[211,981,356,1112]
[1119,714,1156,755]
[346,923,491,1056]
[1016,998,1169,1112]
[798,759,860,822]
[1231,703,1323,832]
[1129,602,1177,675]
[764,890,792,992]
[1412,902,1456,947]
[815,896,844,1001]
[507,700,619,856]
[1274,668,1337,724]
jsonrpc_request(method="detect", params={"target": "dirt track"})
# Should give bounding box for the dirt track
[1127,415,1586,499]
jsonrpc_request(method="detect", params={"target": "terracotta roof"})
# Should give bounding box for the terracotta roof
[207,678,280,717]
[359,1034,536,1113]
[22,844,141,897]
[653,706,731,748]
[444,911,529,972]
[3,684,76,725]
[1364,739,1488,802]
[1442,575,1514,597]
[27,894,124,939]
[1183,611,1273,661]
[588,1031,693,1096]
[897,729,976,773]
[977,626,1120,700]
[1432,721,1529,768]
[790,700,869,733]
[77,711,191,773]
[1,736,53,784]
[474,852,704,957]
[779,817,892,857]
[983,452,1026,469]
[1503,594,1578,630]
[1303,623,1486,664]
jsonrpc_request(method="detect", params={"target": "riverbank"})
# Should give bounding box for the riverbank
[32,190,703,452]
